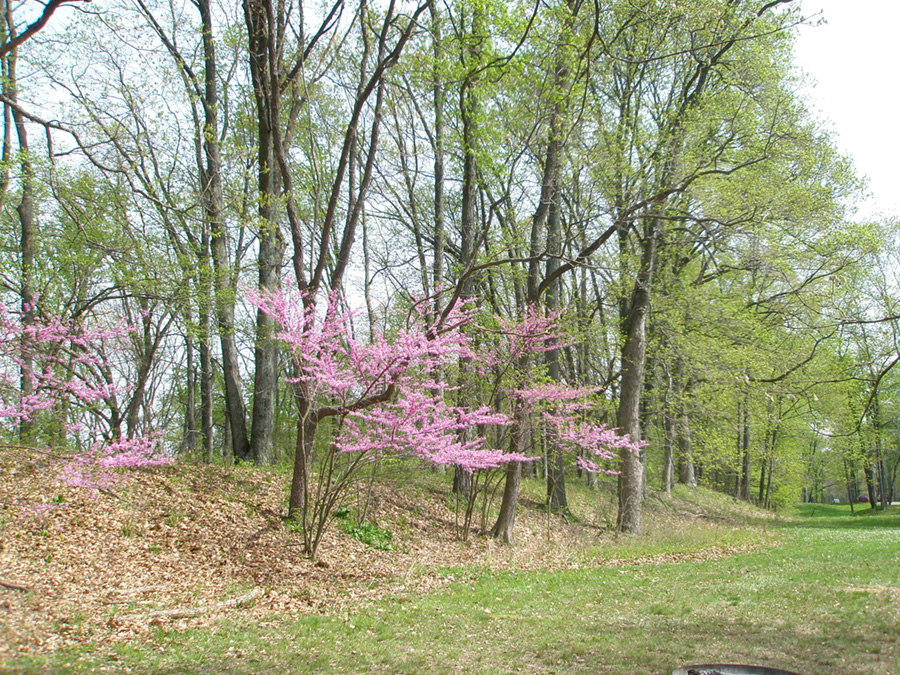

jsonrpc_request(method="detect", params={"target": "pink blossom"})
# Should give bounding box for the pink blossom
[249,287,532,473]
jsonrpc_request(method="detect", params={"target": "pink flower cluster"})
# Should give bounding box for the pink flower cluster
[59,432,172,492]
[1,302,171,491]
[340,391,529,470]
[0,302,129,434]
[250,288,533,472]
[517,383,644,475]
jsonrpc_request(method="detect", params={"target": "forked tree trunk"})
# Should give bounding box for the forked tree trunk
[244,0,285,465]
[203,30,250,461]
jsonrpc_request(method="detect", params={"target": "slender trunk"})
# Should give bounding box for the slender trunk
[844,459,855,513]
[197,0,251,461]
[199,322,214,462]
[452,14,481,498]
[544,120,567,515]
[5,26,34,439]
[758,427,769,505]
[662,378,675,496]
[544,301,566,513]
[739,402,751,501]
[244,0,285,465]
[197,225,214,462]
[288,413,319,525]
[184,332,197,454]
[496,0,576,528]
[870,393,889,510]
[431,2,445,316]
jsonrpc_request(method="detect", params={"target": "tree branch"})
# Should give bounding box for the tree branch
[0,0,87,59]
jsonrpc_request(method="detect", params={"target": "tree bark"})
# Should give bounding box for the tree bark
[615,219,659,535]
[451,6,481,499]
[244,0,285,465]
[490,404,528,543]
[197,0,250,461]
[430,2,445,317]
[662,376,676,496]
[739,402,751,501]
[4,22,35,439]
[544,112,568,515]
[676,396,697,488]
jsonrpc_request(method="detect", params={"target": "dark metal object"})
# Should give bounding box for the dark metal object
[673,665,801,675]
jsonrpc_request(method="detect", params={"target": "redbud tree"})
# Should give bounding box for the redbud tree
[250,288,533,557]
[479,306,644,543]
[252,289,643,556]
[0,302,171,491]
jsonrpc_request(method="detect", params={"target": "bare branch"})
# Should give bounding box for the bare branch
[0,0,87,58]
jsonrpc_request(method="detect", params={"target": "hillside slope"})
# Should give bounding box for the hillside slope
[1,449,774,658]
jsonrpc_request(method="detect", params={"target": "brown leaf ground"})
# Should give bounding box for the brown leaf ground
[0,448,772,660]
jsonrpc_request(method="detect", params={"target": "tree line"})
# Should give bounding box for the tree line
[1,0,897,554]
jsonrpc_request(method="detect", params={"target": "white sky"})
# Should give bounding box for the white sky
[793,0,900,221]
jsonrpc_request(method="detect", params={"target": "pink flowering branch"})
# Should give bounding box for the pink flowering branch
[517,382,644,475]
[248,287,517,474]
[248,286,541,557]
[58,432,173,493]
[0,303,134,436]
[0,303,171,493]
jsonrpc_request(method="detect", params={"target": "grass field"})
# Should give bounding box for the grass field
[6,496,899,675]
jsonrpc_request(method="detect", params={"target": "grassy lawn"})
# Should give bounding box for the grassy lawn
[6,501,899,675]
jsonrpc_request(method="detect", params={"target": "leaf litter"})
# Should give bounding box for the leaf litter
[0,448,770,660]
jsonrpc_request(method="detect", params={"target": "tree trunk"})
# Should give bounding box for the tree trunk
[758,443,768,505]
[544,113,567,515]
[288,403,318,518]
[197,225,214,462]
[739,402,751,501]
[615,219,659,535]
[196,0,251,462]
[863,464,878,510]
[662,400,676,496]
[6,32,34,440]
[494,0,576,531]
[491,403,528,544]
[244,0,285,465]
[183,332,197,454]
[125,300,155,439]
[198,321,214,462]
[430,1,445,318]
[451,14,481,498]
[676,396,697,488]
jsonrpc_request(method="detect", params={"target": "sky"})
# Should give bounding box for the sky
[793,0,900,221]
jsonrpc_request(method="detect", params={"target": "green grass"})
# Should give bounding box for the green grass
[790,502,900,528]
[6,498,900,675]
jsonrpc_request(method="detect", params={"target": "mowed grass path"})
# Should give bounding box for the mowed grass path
[10,506,900,675]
